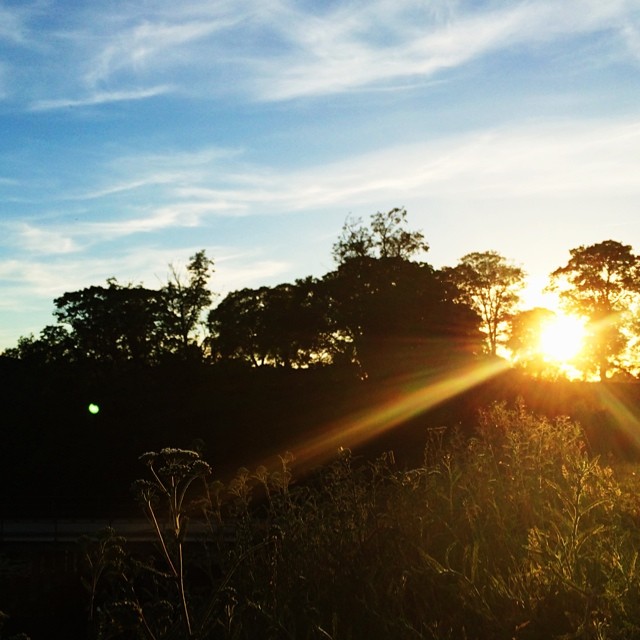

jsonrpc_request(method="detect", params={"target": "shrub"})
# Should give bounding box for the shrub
[84,404,640,639]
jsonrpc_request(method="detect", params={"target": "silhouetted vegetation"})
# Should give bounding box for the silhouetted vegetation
[3,208,640,512]
[5,404,640,639]
[549,240,640,381]
[83,408,635,639]
[3,209,640,638]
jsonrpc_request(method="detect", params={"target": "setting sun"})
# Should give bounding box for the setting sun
[538,315,586,363]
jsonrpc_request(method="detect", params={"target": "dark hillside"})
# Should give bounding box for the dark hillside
[2,356,639,517]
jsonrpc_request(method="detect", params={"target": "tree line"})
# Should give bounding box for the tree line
[4,208,640,381]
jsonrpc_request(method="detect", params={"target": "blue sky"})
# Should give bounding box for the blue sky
[2,0,640,350]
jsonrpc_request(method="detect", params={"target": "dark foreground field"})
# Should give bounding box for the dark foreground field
[3,401,640,638]
[2,358,640,518]
[3,357,640,638]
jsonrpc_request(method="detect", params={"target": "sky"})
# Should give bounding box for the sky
[1,0,640,351]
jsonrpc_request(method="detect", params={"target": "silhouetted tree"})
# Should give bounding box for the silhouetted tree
[3,324,75,365]
[548,240,640,380]
[332,258,482,377]
[442,251,525,356]
[52,279,164,365]
[160,250,215,360]
[328,210,481,378]
[332,207,428,263]
[6,251,215,366]
[207,287,268,366]
[208,277,335,368]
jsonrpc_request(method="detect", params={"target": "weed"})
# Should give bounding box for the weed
[85,404,640,639]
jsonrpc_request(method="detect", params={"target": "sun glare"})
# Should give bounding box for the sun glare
[538,315,586,363]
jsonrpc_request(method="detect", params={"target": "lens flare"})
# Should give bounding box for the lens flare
[288,359,510,470]
[595,384,640,450]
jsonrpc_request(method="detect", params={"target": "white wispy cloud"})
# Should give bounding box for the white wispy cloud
[10,115,640,255]
[11,1,249,108]
[4,210,196,255]
[29,85,173,111]
[11,0,640,108]
[84,20,233,87]
[153,118,640,212]
[0,244,197,296]
[93,208,201,235]
[0,262,88,312]
[621,21,640,60]
[64,147,244,203]
[71,174,185,201]
[0,4,30,44]
[251,0,640,100]
[16,223,79,254]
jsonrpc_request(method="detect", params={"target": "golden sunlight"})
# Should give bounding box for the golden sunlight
[538,314,586,363]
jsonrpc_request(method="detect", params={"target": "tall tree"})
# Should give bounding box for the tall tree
[328,210,480,377]
[442,251,525,356]
[52,280,164,365]
[548,240,640,380]
[332,207,429,263]
[161,250,215,360]
[208,278,335,368]
[325,256,481,377]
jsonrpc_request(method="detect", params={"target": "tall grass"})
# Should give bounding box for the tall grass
[83,403,640,639]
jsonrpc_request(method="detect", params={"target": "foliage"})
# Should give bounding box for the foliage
[6,213,640,384]
[442,251,526,356]
[325,207,481,376]
[3,251,215,367]
[548,240,640,380]
[79,527,128,629]
[323,256,482,377]
[207,209,480,376]
[87,404,640,639]
[207,277,336,368]
[332,207,428,264]
[52,280,165,365]
[161,251,215,360]
[2,324,75,365]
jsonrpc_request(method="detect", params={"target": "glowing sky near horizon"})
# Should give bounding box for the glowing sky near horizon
[1,0,640,350]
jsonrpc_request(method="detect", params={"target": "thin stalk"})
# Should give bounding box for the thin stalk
[177,542,193,637]
[146,500,178,576]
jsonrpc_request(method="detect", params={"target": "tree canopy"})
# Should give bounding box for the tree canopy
[5,251,216,368]
[207,278,335,368]
[332,207,429,263]
[442,251,526,356]
[324,256,481,378]
[548,240,640,380]
[6,214,640,383]
[161,250,215,360]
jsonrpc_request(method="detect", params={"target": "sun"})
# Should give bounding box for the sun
[538,314,586,363]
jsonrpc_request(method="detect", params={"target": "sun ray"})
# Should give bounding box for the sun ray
[285,358,510,471]
[594,384,640,450]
